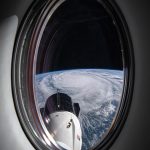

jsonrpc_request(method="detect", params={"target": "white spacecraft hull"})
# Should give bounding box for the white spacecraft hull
[47,111,82,150]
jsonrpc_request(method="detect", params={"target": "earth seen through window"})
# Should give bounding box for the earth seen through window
[34,69,124,150]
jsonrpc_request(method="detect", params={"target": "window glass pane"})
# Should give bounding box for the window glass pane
[33,0,125,149]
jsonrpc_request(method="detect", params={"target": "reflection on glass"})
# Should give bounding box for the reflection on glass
[35,69,123,150]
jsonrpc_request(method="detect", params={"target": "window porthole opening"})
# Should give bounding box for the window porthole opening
[12,0,134,150]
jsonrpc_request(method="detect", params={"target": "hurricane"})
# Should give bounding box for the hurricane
[35,69,124,150]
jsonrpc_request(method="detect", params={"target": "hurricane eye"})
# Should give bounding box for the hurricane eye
[13,0,133,149]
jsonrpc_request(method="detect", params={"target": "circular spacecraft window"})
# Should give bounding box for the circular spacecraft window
[12,0,134,150]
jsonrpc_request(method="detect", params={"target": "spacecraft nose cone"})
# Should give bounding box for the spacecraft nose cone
[42,93,82,150]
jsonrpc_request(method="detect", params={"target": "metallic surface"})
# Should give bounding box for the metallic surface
[0,16,35,150]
